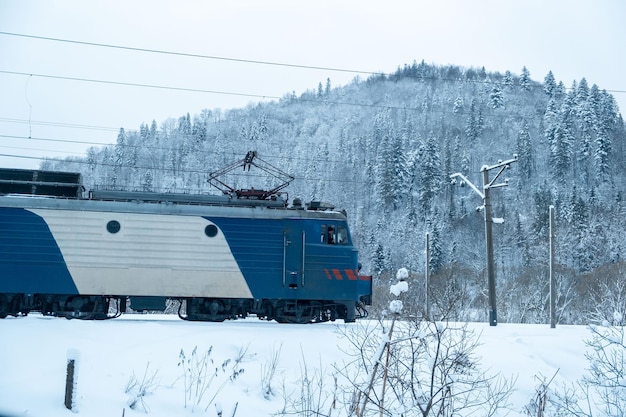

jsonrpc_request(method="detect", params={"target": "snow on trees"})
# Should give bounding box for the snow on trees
[44,61,626,326]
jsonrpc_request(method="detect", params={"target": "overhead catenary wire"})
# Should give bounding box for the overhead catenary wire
[1,31,624,170]
[0,117,121,132]
[0,66,571,138]
[0,133,115,148]
[0,151,366,189]
[0,31,373,76]
[0,133,373,174]
[1,30,623,141]
[0,70,280,101]
[0,67,620,168]
[0,133,356,165]
[1,31,625,96]
[0,144,86,156]
[0,75,620,171]
[2,68,520,116]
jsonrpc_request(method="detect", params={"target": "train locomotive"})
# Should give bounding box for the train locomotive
[0,155,372,323]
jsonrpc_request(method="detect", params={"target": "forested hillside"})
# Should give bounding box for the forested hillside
[43,61,626,324]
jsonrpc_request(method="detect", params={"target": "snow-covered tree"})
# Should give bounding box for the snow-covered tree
[519,66,532,92]
[516,119,534,180]
[45,59,626,324]
[489,84,504,109]
[543,70,557,98]
[416,133,442,215]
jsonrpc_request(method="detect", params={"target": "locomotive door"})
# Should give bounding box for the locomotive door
[283,220,305,289]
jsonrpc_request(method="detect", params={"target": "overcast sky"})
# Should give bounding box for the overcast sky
[1,0,624,170]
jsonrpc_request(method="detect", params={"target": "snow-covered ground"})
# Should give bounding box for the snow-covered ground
[0,314,592,417]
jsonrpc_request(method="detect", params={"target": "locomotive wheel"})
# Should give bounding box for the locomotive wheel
[275,315,310,324]
[0,294,8,318]
[182,298,228,322]
[56,296,111,320]
[275,300,321,324]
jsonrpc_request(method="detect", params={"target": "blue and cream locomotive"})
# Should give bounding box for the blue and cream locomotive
[0,160,371,323]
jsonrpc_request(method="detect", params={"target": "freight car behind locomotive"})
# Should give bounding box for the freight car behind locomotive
[0,166,371,323]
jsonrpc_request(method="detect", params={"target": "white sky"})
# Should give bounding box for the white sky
[1,0,625,170]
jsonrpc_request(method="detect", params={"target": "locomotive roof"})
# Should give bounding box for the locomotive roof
[0,168,347,221]
[0,193,347,220]
[0,167,83,198]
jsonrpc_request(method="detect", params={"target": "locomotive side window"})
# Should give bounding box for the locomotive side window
[205,224,218,237]
[336,226,348,244]
[321,224,332,244]
[321,224,349,245]
[106,220,121,234]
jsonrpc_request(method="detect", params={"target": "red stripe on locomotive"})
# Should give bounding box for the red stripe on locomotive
[345,269,358,280]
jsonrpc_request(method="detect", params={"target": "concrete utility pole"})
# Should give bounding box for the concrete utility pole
[425,232,431,321]
[549,205,556,328]
[450,155,517,326]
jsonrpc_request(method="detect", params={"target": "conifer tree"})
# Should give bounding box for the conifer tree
[373,243,389,276]
[465,100,480,142]
[576,77,589,107]
[453,97,463,113]
[139,123,149,141]
[376,122,406,211]
[150,120,158,140]
[594,90,615,181]
[549,94,575,181]
[490,85,504,109]
[417,132,442,214]
[115,128,126,168]
[555,81,566,98]
[569,187,588,231]
[428,219,444,273]
[543,71,556,98]
[532,185,553,238]
[87,148,97,172]
[577,95,596,185]
[519,66,532,91]
[515,119,534,180]
[503,70,514,88]
[178,113,192,136]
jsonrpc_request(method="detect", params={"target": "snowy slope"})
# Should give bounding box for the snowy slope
[0,314,591,417]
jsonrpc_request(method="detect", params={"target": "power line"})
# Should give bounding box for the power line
[0,69,450,114]
[2,33,624,168]
[2,74,622,165]
[0,70,280,101]
[2,30,625,97]
[0,133,359,167]
[0,31,373,76]
[0,151,367,187]
[0,69,532,120]
[0,144,86,155]
[0,117,120,132]
[0,133,112,148]
[2,36,624,128]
